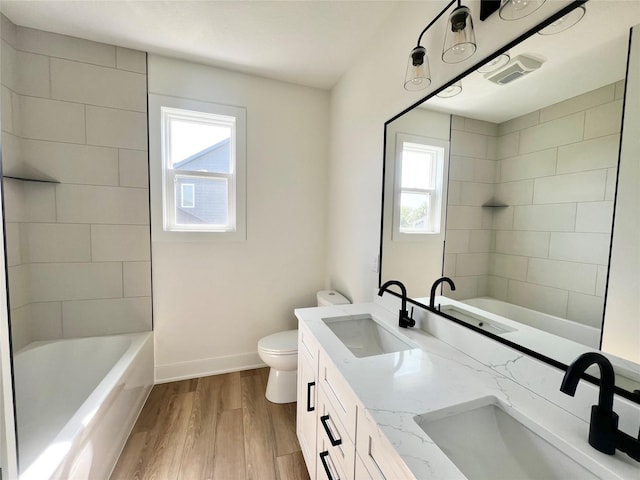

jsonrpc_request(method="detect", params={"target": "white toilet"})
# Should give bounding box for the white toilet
[257,290,350,403]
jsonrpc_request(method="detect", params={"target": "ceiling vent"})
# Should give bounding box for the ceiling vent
[485,54,543,85]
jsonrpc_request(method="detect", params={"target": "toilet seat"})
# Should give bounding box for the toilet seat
[258,330,298,355]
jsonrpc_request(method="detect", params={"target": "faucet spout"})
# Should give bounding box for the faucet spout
[378,280,415,328]
[429,277,456,309]
[560,351,615,412]
[561,352,640,461]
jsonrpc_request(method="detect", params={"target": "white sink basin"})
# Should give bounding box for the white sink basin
[322,314,414,358]
[415,398,599,480]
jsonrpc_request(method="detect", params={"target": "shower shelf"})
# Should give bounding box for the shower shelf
[481,198,508,208]
[2,175,60,184]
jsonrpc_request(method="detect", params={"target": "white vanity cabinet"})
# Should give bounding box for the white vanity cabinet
[297,324,321,477]
[297,321,413,480]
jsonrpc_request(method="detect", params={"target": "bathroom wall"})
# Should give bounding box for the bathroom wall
[603,24,640,364]
[1,16,151,350]
[326,0,576,303]
[148,55,329,381]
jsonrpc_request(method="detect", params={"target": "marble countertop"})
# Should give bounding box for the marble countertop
[295,302,639,480]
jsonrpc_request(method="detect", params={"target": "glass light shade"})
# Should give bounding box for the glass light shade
[477,53,510,73]
[404,46,431,91]
[442,5,477,64]
[538,5,585,35]
[437,81,462,98]
[499,0,546,20]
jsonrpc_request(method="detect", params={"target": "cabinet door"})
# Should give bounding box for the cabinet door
[297,346,318,477]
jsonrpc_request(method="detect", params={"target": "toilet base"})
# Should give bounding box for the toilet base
[265,368,297,404]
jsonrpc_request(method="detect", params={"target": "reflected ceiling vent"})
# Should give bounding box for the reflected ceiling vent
[485,54,543,85]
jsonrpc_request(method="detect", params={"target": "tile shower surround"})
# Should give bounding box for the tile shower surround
[445,81,623,328]
[1,17,151,350]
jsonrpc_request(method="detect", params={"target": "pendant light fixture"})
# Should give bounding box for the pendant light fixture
[403,0,477,91]
[538,5,585,35]
[499,0,546,21]
[404,46,431,91]
[437,80,462,98]
[442,2,477,64]
[477,53,510,73]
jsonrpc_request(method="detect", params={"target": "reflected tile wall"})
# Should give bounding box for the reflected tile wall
[446,80,623,328]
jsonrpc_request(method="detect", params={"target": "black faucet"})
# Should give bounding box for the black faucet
[429,277,456,309]
[560,352,640,462]
[377,280,415,328]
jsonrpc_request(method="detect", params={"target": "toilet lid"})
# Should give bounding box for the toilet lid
[258,330,298,355]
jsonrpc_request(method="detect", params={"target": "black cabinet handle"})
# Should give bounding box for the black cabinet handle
[320,414,342,446]
[319,451,339,480]
[306,381,315,412]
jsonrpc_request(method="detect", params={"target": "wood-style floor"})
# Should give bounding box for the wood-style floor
[111,367,310,480]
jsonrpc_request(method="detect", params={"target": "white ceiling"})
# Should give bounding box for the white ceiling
[0,0,400,89]
[5,1,640,121]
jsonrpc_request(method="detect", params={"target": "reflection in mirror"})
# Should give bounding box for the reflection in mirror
[381,1,640,396]
[382,110,450,297]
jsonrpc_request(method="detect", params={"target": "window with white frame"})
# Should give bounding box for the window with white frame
[149,94,246,241]
[393,134,447,237]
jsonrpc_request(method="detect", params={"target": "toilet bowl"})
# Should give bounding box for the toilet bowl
[258,330,298,403]
[257,290,350,403]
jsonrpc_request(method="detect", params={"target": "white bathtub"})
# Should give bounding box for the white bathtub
[460,297,601,348]
[13,332,153,480]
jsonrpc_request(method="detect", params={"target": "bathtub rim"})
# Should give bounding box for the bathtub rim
[460,296,601,347]
[17,331,152,480]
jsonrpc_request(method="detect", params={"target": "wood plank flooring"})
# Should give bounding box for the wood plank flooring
[111,367,310,480]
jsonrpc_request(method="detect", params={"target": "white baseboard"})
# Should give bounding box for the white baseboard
[154,351,266,383]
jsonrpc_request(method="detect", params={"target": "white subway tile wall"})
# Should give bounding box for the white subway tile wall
[446,81,621,327]
[1,18,150,350]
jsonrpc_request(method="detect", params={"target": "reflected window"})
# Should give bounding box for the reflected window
[394,134,447,236]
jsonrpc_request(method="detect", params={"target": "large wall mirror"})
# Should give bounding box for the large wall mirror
[381,0,640,400]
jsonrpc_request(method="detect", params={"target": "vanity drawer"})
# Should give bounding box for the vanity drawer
[356,411,414,480]
[317,384,355,480]
[318,447,349,480]
[318,352,358,442]
[354,452,373,480]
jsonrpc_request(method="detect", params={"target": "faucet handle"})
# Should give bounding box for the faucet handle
[588,405,619,455]
[399,309,415,328]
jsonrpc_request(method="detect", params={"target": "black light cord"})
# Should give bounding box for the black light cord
[416,0,459,47]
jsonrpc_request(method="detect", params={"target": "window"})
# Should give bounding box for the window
[162,107,235,231]
[393,134,447,238]
[149,94,246,241]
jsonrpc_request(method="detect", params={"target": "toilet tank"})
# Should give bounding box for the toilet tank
[317,290,350,307]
